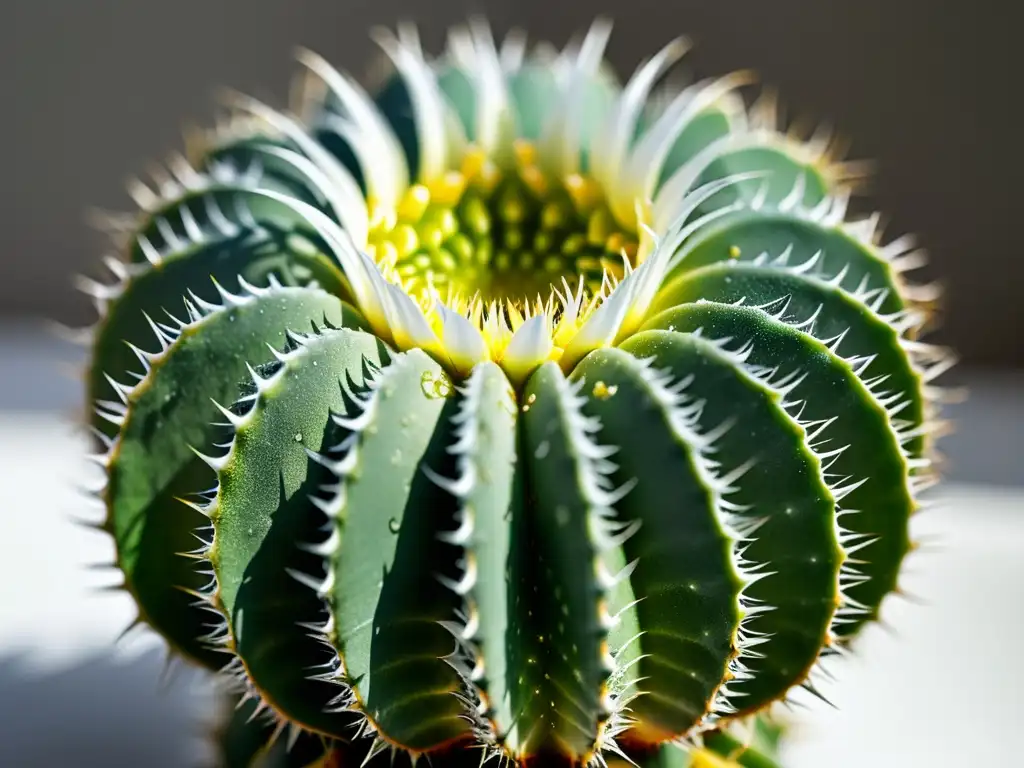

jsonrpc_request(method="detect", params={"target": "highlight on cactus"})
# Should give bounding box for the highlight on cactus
[75,15,954,768]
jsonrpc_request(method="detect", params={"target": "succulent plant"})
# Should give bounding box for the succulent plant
[78,16,952,768]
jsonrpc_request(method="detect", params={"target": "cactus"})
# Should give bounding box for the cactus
[78,17,952,768]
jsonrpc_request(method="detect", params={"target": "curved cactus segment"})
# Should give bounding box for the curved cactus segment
[208,326,390,736]
[658,137,831,230]
[209,695,331,768]
[642,303,913,639]
[654,105,737,192]
[667,209,908,318]
[508,362,621,762]
[597,529,643,744]
[322,349,472,752]
[114,173,360,311]
[434,362,519,745]
[654,262,928,456]
[122,185,359,308]
[87,226,350,437]
[210,696,280,768]
[123,180,334,267]
[196,138,341,216]
[105,285,351,669]
[620,330,841,714]
[569,347,743,743]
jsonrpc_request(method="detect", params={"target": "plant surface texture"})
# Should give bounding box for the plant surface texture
[77,17,952,768]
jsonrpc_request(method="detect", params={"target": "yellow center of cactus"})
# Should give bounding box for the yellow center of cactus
[366,141,638,308]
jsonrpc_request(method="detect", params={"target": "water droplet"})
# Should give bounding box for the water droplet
[388,517,400,534]
[247,527,254,536]
[294,432,303,442]
[312,361,318,367]
[421,371,453,399]
[555,505,570,527]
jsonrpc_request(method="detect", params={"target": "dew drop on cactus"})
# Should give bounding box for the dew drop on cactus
[76,16,953,768]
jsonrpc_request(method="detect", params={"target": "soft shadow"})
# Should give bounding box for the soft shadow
[0,647,213,767]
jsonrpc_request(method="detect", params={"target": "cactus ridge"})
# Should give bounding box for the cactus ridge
[97,280,356,669]
[605,332,843,721]
[570,346,755,743]
[74,17,953,768]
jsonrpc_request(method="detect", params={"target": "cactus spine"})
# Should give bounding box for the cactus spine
[77,17,952,768]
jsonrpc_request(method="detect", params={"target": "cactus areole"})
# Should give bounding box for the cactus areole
[81,18,951,768]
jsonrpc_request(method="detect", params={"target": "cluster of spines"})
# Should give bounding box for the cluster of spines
[78,188,949,765]
[421,363,509,754]
[577,340,811,746]
[84,278,281,639]
[531,369,638,764]
[68,18,956,768]
[623,354,772,726]
[697,331,851,706]
[77,175,944,768]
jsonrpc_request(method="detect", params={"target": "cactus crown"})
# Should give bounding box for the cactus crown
[77,16,951,768]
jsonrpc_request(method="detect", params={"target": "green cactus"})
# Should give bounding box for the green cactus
[78,17,952,768]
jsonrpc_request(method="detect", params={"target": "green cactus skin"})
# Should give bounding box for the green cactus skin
[206,694,333,768]
[76,17,953,768]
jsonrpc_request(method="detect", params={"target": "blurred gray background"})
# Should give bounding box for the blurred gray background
[0,2,1021,766]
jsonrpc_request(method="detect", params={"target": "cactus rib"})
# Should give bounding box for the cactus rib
[73,17,952,768]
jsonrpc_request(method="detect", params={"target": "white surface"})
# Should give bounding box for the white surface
[1,412,1022,765]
